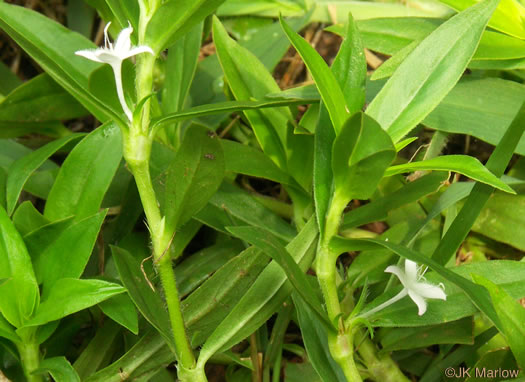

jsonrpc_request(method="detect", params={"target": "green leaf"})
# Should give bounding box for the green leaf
[197,182,296,242]
[175,240,243,297]
[84,329,173,382]
[0,3,122,123]
[146,0,225,53]
[0,61,21,95]
[470,193,525,251]
[44,122,122,221]
[440,0,525,39]
[12,201,51,236]
[6,134,84,215]
[385,155,514,193]
[430,102,525,265]
[0,167,5,210]
[152,98,314,132]
[330,13,366,115]
[162,22,203,116]
[34,357,80,382]
[280,16,348,133]
[24,278,125,327]
[35,211,107,292]
[292,292,346,382]
[164,125,224,232]
[0,74,87,124]
[378,318,473,351]
[111,246,177,354]
[424,78,525,155]
[0,205,38,328]
[73,320,121,380]
[0,314,19,343]
[99,293,138,335]
[182,246,268,347]
[472,274,525,368]
[342,172,448,230]
[212,16,288,170]
[366,0,499,142]
[104,0,139,31]
[221,139,291,185]
[197,218,318,367]
[332,112,395,202]
[227,226,333,332]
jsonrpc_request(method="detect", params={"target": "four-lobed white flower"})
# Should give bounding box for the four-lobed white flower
[75,22,153,122]
[361,259,447,318]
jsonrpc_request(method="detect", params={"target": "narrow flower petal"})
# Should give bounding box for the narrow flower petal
[385,265,409,288]
[114,25,133,54]
[408,289,428,316]
[122,46,154,60]
[75,49,104,63]
[414,282,447,300]
[404,259,418,281]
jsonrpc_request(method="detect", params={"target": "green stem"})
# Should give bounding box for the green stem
[123,134,197,377]
[17,340,42,382]
[158,257,196,369]
[317,191,362,381]
[357,335,410,382]
[328,332,362,382]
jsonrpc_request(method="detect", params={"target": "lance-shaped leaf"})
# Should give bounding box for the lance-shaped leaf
[163,125,224,233]
[44,122,122,222]
[280,16,348,134]
[6,133,84,216]
[0,205,38,328]
[471,274,525,369]
[146,0,225,53]
[331,13,367,115]
[23,278,125,327]
[440,0,525,39]
[34,357,81,382]
[227,226,334,332]
[197,218,318,368]
[0,3,123,123]
[366,0,499,142]
[384,155,514,193]
[332,112,395,203]
[111,246,177,354]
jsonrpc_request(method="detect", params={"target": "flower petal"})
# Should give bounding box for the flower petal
[75,49,105,63]
[413,282,447,300]
[114,24,133,54]
[408,289,428,316]
[404,259,418,281]
[121,45,154,60]
[94,52,123,66]
[385,265,409,288]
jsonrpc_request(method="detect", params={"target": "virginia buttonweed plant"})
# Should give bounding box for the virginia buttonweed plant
[1,0,525,381]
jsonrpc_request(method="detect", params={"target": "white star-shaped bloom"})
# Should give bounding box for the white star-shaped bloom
[75,22,153,121]
[385,259,447,316]
[359,259,447,319]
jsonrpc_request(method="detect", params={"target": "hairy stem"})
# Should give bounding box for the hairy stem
[317,191,362,381]
[123,134,197,377]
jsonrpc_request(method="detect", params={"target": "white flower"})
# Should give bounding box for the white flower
[75,22,154,122]
[360,259,446,318]
[385,259,447,315]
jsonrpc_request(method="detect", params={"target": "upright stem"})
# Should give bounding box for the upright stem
[316,191,362,381]
[17,332,42,382]
[123,134,197,377]
[357,334,410,382]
